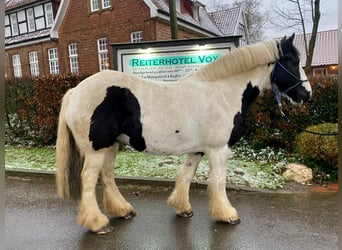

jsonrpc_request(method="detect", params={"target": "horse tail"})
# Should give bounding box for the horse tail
[56,88,83,200]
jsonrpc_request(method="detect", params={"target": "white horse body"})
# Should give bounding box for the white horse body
[67,62,272,156]
[57,37,311,234]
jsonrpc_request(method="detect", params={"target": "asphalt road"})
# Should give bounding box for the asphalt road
[5,173,337,250]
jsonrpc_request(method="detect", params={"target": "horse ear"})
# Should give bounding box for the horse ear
[287,33,295,44]
[281,33,296,54]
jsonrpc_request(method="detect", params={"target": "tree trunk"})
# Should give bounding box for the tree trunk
[304,0,320,75]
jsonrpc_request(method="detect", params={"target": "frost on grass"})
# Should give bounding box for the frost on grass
[5,143,289,189]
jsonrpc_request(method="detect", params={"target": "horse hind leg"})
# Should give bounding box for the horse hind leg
[77,151,112,234]
[207,147,240,224]
[167,153,202,217]
[101,143,136,219]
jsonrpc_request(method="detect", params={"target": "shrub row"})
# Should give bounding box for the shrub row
[243,75,338,150]
[5,74,88,146]
[5,75,338,150]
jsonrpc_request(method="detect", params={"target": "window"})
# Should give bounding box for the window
[48,48,59,74]
[90,0,111,12]
[102,0,111,8]
[45,3,54,27]
[5,15,11,37]
[97,38,109,71]
[29,51,39,77]
[27,8,36,32]
[90,0,100,11]
[10,14,19,36]
[69,43,79,74]
[131,31,143,43]
[12,54,22,78]
[313,68,327,76]
[176,0,181,12]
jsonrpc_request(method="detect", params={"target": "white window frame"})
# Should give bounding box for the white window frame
[45,3,54,27]
[313,67,327,76]
[97,38,109,71]
[12,54,22,78]
[27,8,36,32]
[131,31,143,43]
[10,14,19,36]
[69,43,79,74]
[29,51,39,77]
[90,0,100,11]
[102,0,111,9]
[48,48,59,74]
[176,0,181,12]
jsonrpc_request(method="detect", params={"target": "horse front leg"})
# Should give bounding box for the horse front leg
[207,146,240,224]
[167,153,202,217]
[101,143,136,219]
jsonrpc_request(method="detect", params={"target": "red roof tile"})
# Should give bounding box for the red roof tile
[292,29,338,66]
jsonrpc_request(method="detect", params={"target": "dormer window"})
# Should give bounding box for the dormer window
[27,9,35,32]
[10,14,18,36]
[45,3,54,27]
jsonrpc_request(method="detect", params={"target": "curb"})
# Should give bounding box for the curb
[5,168,280,193]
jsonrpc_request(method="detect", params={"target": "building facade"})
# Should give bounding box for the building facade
[5,0,249,79]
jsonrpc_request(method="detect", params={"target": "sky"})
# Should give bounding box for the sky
[201,0,338,40]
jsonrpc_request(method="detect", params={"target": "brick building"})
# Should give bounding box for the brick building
[5,0,249,78]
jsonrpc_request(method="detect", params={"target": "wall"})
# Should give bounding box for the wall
[5,40,57,78]
[5,0,211,78]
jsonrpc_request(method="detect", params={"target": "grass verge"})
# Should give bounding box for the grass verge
[5,145,288,189]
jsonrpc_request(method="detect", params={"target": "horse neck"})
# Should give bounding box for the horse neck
[214,64,274,100]
[193,40,279,81]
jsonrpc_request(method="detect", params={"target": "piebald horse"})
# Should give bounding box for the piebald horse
[56,34,311,234]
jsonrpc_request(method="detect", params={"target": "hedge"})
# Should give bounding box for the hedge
[5,74,88,146]
[5,75,338,149]
[243,75,338,150]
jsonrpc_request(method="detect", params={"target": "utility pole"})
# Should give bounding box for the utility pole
[168,0,178,39]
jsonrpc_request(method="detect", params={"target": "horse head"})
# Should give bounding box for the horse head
[271,34,312,105]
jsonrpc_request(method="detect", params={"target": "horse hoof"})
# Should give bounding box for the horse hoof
[177,211,194,218]
[121,211,137,219]
[229,218,241,225]
[94,225,114,235]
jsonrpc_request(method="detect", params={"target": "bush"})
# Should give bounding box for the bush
[5,74,88,146]
[33,74,88,145]
[5,78,37,144]
[243,76,338,150]
[5,75,338,148]
[295,123,338,168]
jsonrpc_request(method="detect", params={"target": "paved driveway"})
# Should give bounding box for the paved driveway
[5,173,337,250]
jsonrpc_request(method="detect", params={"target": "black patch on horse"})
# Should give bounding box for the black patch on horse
[228,82,260,147]
[89,86,146,151]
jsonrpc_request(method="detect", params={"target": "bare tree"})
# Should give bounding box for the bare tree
[203,0,230,12]
[271,0,321,74]
[233,0,269,42]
